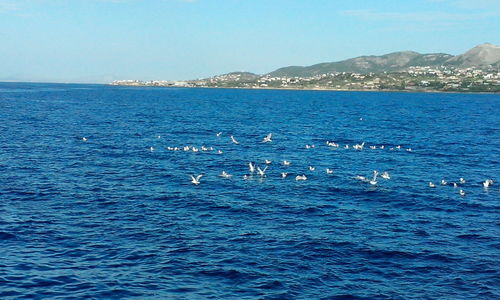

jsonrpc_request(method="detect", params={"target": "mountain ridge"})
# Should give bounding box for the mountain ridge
[254,43,499,77]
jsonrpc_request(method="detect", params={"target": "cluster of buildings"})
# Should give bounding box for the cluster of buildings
[111,66,500,93]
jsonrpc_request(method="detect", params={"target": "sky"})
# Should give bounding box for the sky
[0,0,499,83]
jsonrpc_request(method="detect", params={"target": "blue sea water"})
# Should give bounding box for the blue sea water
[0,82,499,299]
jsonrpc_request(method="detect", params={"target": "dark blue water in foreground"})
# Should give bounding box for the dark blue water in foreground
[0,82,499,299]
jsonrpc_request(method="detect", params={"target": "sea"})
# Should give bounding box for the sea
[0,82,499,299]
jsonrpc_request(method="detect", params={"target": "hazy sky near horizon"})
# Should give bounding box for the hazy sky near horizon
[1,0,499,83]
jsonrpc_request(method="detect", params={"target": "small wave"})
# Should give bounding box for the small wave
[0,232,16,240]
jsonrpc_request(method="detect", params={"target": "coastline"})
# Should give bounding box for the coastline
[108,84,500,95]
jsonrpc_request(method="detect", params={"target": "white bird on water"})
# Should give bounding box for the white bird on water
[282,160,291,166]
[220,171,232,179]
[483,179,493,188]
[82,137,87,142]
[150,146,155,152]
[309,166,315,171]
[353,142,365,150]
[217,150,223,154]
[230,135,239,145]
[459,189,465,196]
[262,133,273,143]
[441,179,447,186]
[216,132,222,137]
[295,175,307,181]
[459,178,466,184]
[190,174,203,185]
[326,168,334,174]
[429,182,436,188]
[281,172,288,178]
[370,171,379,185]
[257,166,268,177]
[264,160,272,165]
[355,175,368,182]
[381,171,390,180]
[248,162,256,174]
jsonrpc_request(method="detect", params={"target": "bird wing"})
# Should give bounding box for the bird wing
[196,174,203,181]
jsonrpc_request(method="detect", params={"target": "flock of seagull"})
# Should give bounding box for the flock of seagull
[81,133,496,197]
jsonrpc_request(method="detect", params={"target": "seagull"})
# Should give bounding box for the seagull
[295,175,307,181]
[326,168,334,174]
[308,166,315,171]
[217,150,223,154]
[281,172,288,178]
[380,145,385,150]
[305,144,311,149]
[248,162,256,174]
[230,135,239,145]
[150,146,155,152]
[406,148,412,152]
[355,175,368,182]
[183,146,190,151]
[157,135,161,139]
[190,174,203,185]
[429,182,436,188]
[262,133,272,143]
[192,147,199,152]
[381,171,390,180]
[370,171,379,185]
[441,179,447,186]
[201,146,208,151]
[257,166,268,177]
[459,178,466,184]
[453,182,458,188]
[344,145,349,149]
[216,132,222,137]
[396,145,401,149]
[243,175,250,180]
[353,142,365,150]
[82,137,87,142]
[220,171,232,179]
[264,160,272,165]
[459,189,465,196]
[370,146,376,150]
[282,160,291,166]
[483,179,493,188]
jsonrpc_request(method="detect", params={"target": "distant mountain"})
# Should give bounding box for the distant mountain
[223,72,260,80]
[445,43,500,67]
[266,43,499,77]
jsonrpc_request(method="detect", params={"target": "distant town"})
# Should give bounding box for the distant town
[111,43,500,93]
[111,66,499,93]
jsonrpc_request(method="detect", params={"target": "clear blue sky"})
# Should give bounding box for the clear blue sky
[1,0,498,83]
